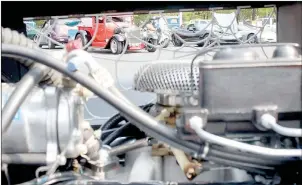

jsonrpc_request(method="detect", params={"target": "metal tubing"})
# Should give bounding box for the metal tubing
[109,138,150,156]
[189,116,302,158]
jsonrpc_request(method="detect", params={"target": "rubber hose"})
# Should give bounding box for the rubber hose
[102,122,131,145]
[101,128,119,140]
[101,114,125,131]
[2,44,282,170]
[110,137,136,147]
[101,103,153,131]
[1,27,62,85]
[101,103,153,141]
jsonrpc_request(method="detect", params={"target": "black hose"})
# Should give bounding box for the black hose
[102,122,131,145]
[101,128,119,140]
[100,113,125,131]
[101,103,153,142]
[2,44,285,172]
[101,103,153,131]
[110,137,136,147]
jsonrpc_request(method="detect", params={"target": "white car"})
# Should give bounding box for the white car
[258,30,277,43]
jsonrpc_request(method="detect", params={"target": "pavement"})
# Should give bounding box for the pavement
[42,44,276,126]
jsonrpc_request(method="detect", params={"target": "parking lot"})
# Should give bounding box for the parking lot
[43,44,276,125]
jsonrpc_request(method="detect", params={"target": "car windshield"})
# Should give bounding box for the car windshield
[111,17,124,22]
[195,23,208,31]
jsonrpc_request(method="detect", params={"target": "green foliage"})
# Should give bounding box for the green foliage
[34,20,46,28]
[133,7,275,26]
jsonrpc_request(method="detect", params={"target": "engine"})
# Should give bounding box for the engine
[1,27,302,185]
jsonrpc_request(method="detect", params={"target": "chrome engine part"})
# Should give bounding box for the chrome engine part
[1,84,85,164]
[133,44,302,139]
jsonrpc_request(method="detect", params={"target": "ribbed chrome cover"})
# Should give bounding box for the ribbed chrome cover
[133,60,200,95]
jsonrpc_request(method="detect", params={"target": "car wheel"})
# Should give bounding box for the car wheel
[172,35,183,47]
[197,33,210,47]
[48,39,55,49]
[75,33,89,51]
[247,33,258,44]
[147,39,157,52]
[110,38,123,54]
[162,38,170,48]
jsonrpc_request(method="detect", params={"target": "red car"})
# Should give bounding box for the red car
[75,15,145,54]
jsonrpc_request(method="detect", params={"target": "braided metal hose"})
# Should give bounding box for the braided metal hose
[1,27,62,85]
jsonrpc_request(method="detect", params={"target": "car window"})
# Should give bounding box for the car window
[187,24,195,29]
[112,17,124,22]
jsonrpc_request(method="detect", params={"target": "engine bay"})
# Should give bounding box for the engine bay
[1,2,302,185]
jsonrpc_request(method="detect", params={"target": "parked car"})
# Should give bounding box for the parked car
[24,20,38,40]
[171,24,212,47]
[64,19,81,41]
[258,30,277,43]
[75,15,145,54]
[34,19,70,49]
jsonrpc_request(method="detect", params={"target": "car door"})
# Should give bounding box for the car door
[105,17,116,42]
[94,16,106,44]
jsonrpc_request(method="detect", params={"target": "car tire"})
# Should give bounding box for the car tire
[48,39,55,49]
[147,39,157,52]
[75,33,90,51]
[197,33,209,47]
[162,38,170,48]
[247,33,258,44]
[110,38,123,54]
[172,35,183,47]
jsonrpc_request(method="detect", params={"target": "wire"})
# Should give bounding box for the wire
[83,99,109,121]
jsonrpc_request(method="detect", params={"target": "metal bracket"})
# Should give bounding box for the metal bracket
[252,105,278,131]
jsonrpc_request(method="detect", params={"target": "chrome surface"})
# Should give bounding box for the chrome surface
[133,59,200,95]
[1,84,83,164]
